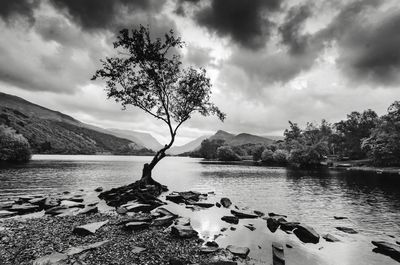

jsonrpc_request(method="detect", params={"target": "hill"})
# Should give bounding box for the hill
[168,135,210,155]
[0,92,154,155]
[108,128,163,151]
[228,133,274,146]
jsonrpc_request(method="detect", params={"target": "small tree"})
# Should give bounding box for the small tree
[216,146,241,161]
[0,125,31,163]
[92,25,225,185]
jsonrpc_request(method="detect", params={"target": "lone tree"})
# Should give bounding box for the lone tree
[92,25,225,186]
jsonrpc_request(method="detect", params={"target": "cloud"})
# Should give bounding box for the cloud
[180,0,281,50]
[0,0,39,25]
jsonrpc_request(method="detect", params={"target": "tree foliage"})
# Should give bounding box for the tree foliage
[0,125,31,163]
[216,146,241,161]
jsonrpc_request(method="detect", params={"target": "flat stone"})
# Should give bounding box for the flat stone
[73,220,109,236]
[28,197,46,205]
[57,208,80,217]
[226,245,250,258]
[174,217,191,226]
[125,221,150,230]
[220,198,232,208]
[43,198,60,209]
[221,216,239,224]
[280,222,300,232]
[336,227,358,234]
[230,210,258,219]
[166,194,184,204]
[152,215,175,226]
[9,203,40,214]
[189,202,214,208]
[153,207,177,217]
[333,216,348,220]
[266,216,287,233]
[323,234,340,242]
[33,252,68,265]
[293,224,320,244]
[76,206,98,215]
[179,191,201,201]
[272,242,285,265]
[371,241,400,261]
[60,200,85,208]
[45,206,70,216]
[66,240,109,256]
[0,210,17,218]
[269,213,288,218]
[171,224,198,238]
[0,201,14,209]
[116,207,128,214]
[200,246,219,254]
[94,187,103,192]
[123,203,153,213]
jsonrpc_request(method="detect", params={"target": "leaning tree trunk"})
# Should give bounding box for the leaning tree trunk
[140,145,168,186]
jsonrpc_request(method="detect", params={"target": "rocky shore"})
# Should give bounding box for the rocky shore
[0,184,399,264]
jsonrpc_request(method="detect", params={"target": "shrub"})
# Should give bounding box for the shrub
[0,125,31,163]
[216,146,241,161]
[272,149,289,164]
[261,149,274,162]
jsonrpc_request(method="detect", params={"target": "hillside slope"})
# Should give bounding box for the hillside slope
[0,92,153,155]
[108,128,163,151]
[168,135,210,155]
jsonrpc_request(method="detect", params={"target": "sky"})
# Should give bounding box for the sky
[0,0,400,145]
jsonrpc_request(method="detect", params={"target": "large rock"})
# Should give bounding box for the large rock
[231,210,258,219]
[280,222,299,232]
[272,242,285,265]
[33,252,68,265]
[171,224,198,238]
[125,221,150,230]
[336,227,358,234]
[293,224,320,244]
[323,234,340,242]
[73,220,109,236]
[220,198,232,208]
[221,216,239,224]
[371,241,400,261]
[226,245,250,258]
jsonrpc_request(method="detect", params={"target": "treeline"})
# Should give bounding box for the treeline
[190,101,400,168]
[0,124,31,163]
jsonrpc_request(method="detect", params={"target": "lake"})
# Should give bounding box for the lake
[1,155,399,264]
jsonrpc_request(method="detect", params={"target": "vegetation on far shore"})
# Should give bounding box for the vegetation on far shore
[0,124,31,163]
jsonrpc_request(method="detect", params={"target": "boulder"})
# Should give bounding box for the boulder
[125,221,150,230]
[171,224,198,238]
[335,227,358,234]
[152,215,175,226]
[221,216,239,224]
[33,252,68,265]
[266,217,287,233]
[0,210,17,218]
[116,207,128,214]
[179,191,201,201]
[73,220,109,236]
[220,198,232,208]
[66,240,109,256]
[371,241,400,261]
[94,187,104,192]
[293,224,320,244]
[226,245,250,258]
[230,210,258,219]
[272,242,285,265]
[323,234,340,242]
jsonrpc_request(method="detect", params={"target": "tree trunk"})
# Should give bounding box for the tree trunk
[141,163,156,185]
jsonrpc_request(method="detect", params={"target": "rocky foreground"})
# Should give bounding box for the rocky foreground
[0,185,399,265]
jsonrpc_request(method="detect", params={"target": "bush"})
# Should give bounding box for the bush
[0,125,31,163]
[216,146,241,161]
[252,146,265,161]
[272,149,289,164]
[261,149,274,162]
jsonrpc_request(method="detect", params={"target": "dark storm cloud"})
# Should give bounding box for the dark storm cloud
[279,4,312,55]
[181,0,282,50]
[48,0,166,31]
[0,0,39,24]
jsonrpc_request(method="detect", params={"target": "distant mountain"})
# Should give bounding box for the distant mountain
[107,128,163,151]
[171,130,275,155]
[0,92,153,155]
[262,135,284,141]
[168,135,210,155]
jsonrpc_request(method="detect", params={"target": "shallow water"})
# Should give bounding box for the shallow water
[0,155,399,264]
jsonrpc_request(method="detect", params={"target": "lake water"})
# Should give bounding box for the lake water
[0,155,399,264]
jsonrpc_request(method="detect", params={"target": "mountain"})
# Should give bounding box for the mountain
[107,128,163,151]
[228,133,274,146]
[168,135,210,155]
[208,130,235,142]
[0,92,153,155]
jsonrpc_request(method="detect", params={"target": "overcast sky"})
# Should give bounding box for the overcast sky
[0,0,399,145]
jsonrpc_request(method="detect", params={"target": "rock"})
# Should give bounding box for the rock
[0,201,14,209]
[397,241,400,245]
[189,202,214,208]
[33,252,68,265]
[323,234,340,242]
[221,216,239,224]
[200,262,237,265]
[125,221,150,230]
[9,203,40,214]
[221,227,227,232]
[94,187,103,192]
[333,216,348,220]
[28,197,46,205]
[60,200,85,208]
[272,242,285,265]
[73,220,109,236]
[87,201,99,207]
[57,208,80,217]
[254,210,265,217]
[45,206,70,216]
[43,198,60,209]
[66,240,109,256]
[171,224,198,238]
[152,215,175,226]
[269,213,287,218]
[121,203,153,213]
[174,217,191,226]
[244,225,256,231]
[132,246,146,253]
[216,202,221,208]
[335,227,358,234]
[230,210,258,219]
[206,241,219,248]
[116,207,128,214]
[153,207,177,217]
[61,197,84,203]
[17,195,36,203]
[293,224,320,244]
[230,227,236,231]
[371,241,400,261]
[0,210,17,218]
[166,193,184,204]
[220,198,232,208]
[179,191,201,201]
[226,245,250,258]
[286,244,293,249]
[266,216,287,233]
[280,222,300,232]
[76,206,98,215]
[200,246,219,254]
